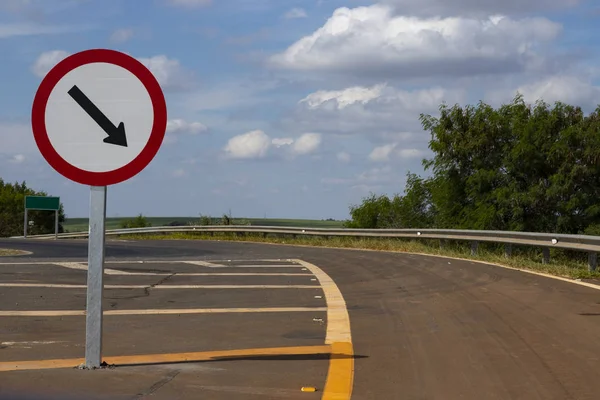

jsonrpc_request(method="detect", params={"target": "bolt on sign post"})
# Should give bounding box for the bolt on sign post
[31,49,167,369]
[24,196,61,239]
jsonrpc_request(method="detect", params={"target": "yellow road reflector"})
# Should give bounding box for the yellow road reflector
[301,387,317,392]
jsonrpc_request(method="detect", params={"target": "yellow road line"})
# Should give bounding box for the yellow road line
[322,342,354,400]
[293,260,354,400]
[0,344,332,372]
[0,307,328,317]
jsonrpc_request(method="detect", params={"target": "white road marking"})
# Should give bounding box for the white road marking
[194,264,306,268]
[181,261,226,267]
[1,262,314,277]
[0,283,322,289]
[0,307,328,317]
[1,341,65,346]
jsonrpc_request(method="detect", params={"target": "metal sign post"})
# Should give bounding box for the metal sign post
[31,49,167,369]
[85,186,107,368]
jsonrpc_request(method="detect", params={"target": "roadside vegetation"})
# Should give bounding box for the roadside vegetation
[3,96,600,281]
[0,179,65,237]
[345,95,600,235]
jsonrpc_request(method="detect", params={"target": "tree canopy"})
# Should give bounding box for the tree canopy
[0,179,66,237]
[346,95,600,235]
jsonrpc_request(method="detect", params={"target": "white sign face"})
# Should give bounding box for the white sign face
[44,62,154,173]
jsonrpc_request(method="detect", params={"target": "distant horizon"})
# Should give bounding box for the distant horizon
[64,215,346,221]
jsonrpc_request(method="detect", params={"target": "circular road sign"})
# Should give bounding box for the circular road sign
[31,48,167,186]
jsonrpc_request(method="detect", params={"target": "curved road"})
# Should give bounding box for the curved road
[1,238,600,399]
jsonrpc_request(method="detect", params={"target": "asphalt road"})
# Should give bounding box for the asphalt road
[1,238,600,399]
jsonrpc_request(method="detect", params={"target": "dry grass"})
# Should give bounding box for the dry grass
[117,232,600,281]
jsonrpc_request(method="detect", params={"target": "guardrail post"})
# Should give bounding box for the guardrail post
[542,247,550,264]
[588,252,597,272]
[471,241,478,256]
[504,244,512,259]
[439,239,446,250]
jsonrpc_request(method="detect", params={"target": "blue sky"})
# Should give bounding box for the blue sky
[1,0,599,220]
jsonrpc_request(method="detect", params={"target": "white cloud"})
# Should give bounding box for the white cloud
[356,166,394,184]
[222,131,323,159]
[167,119,207,135]
[292,133,321,155]
[269,5,562,79]
[285,83,466,138]
[284,8,307,19]
[397,148,426,159]
[164,119,208,144]
[31,50,194,91]
[224,130,271,159]
[369,143,426,162]
[487,75,600,111]
[381,0,580,18]
[110,28,134,43]
[137,55,194,91]
[31,50,69,78]
[272,137,294,147]
[10,154,25,163]
[369,143,397,161]
[300,84,385,110]
[166,0,211,7]
[337,151,351,162]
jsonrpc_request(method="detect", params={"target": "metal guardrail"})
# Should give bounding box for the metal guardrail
[12,225,600,271]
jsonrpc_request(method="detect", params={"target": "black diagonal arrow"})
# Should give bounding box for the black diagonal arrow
[67,85,128,147]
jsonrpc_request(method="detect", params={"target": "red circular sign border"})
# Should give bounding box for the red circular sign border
[31,48,167,186]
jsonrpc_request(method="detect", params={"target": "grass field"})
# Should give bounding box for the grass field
[117,231,600,281]
[63,217,345,232]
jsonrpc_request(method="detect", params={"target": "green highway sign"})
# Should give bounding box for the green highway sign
[25,196,60,211]
[23,196,61,239]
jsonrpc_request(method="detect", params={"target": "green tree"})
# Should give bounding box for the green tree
[344,193,395,228]
[347,94,600,234]
[394,173,435,228]
[0,179,66,237]
[119,214,151,228]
